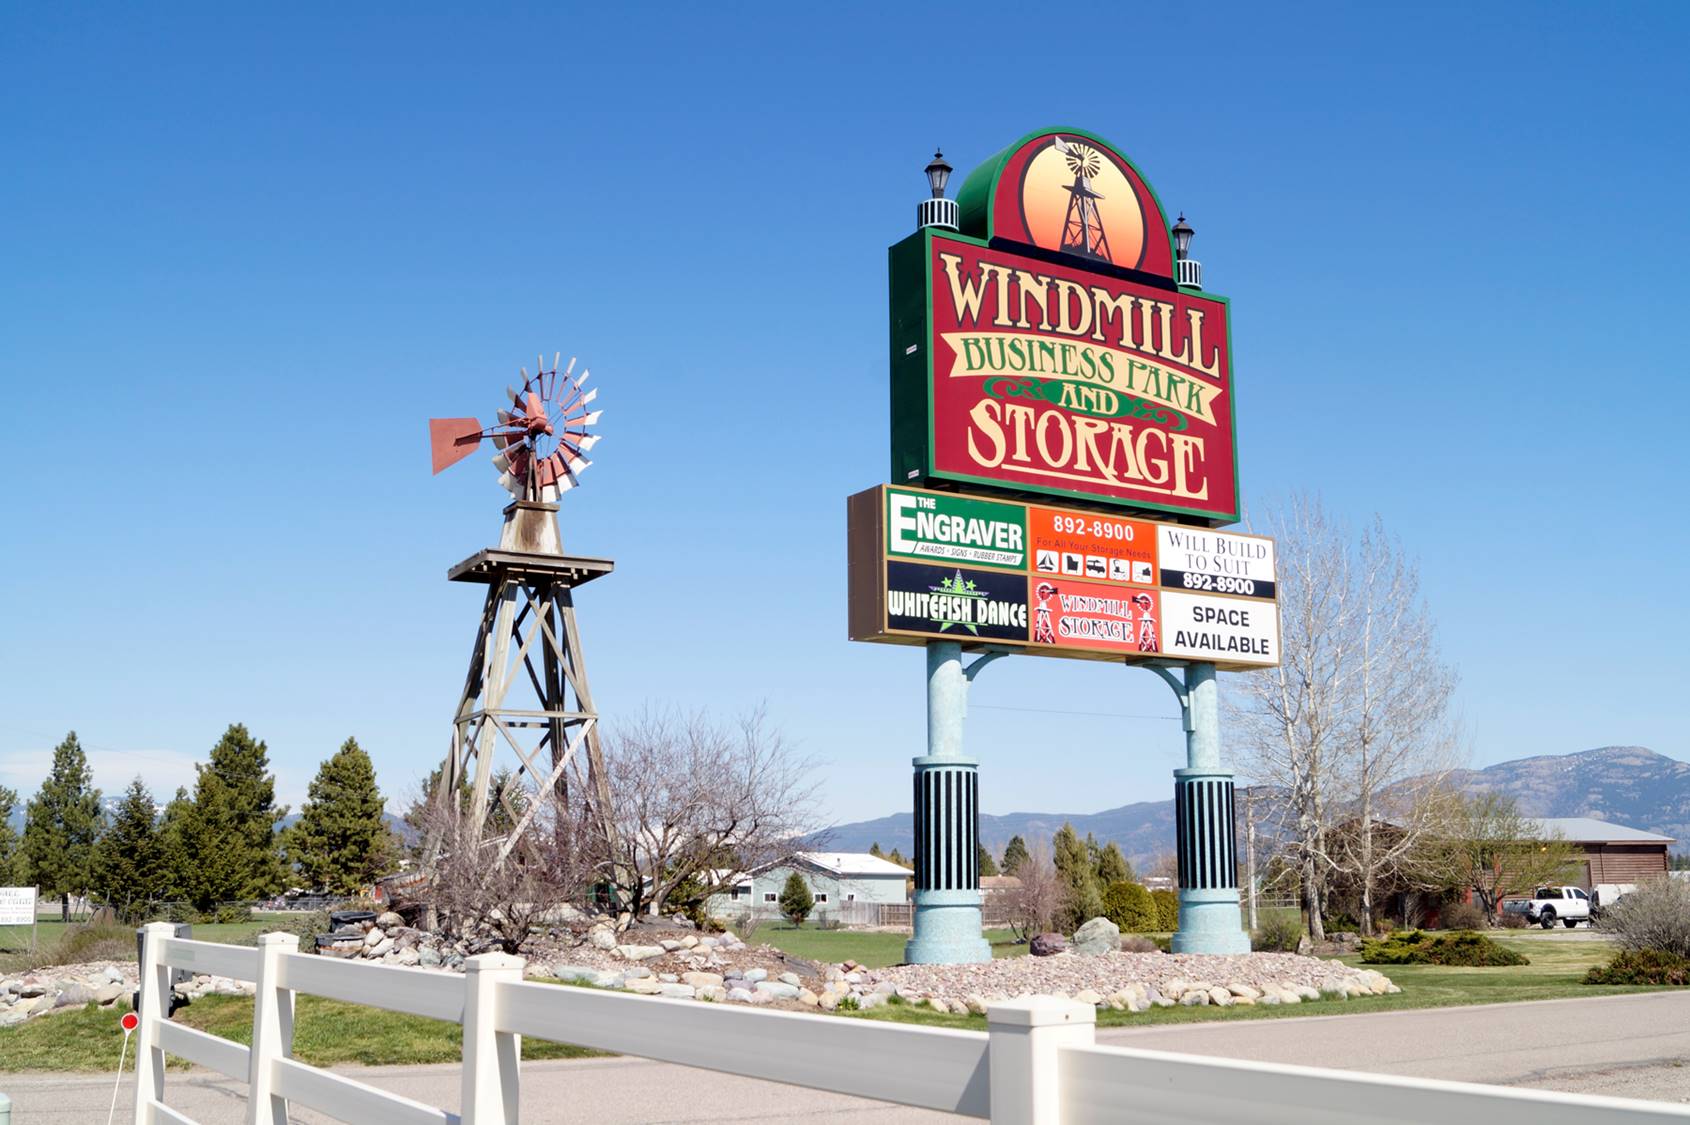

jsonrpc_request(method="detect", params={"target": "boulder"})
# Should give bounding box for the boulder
[755,981,801,1001]
[616,945,666,962]
[363,928,385,948]
[588,928,618,951]
[1071,917,1120,957]
[1227,983,1261,1001]
[696,985,728,1002]
[657,983,695,999]
[418,946,442,967]
[1207,986,1233,1007]
[552,966,600,984]
[777,971,801,987]
[727,987,756,1003]
[370,937,396,958]
[743,968,768,984]
[376,912,405,929]
[681,972,724,989]
[395,947,421,967]
[1029,932,1067,956]
[54,983,93,1009]
[1179,990,1209,1006]
[817,991,839,1011]
[624,978,663,995]
[1073,989,1105,1006]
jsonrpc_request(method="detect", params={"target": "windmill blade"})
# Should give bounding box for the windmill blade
[506,384,521,406]
[1053,135,1074,156]
[429,417,486,474]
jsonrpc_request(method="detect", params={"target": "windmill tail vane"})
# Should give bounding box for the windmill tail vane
[429,352,603,503]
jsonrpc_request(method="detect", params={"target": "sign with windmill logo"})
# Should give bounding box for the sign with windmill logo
[888,128,1239,526]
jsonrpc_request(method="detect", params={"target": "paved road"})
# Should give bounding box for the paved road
[7,991,1688,1121]
[1098,989,1690,1103]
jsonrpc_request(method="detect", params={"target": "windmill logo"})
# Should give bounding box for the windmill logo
[1053,136,1111,263]
[1015,134,1146,270]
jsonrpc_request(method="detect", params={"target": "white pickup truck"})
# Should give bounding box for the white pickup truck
[1507,886,1592,928]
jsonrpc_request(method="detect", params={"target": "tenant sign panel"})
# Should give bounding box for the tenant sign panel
[850,485,1278,670]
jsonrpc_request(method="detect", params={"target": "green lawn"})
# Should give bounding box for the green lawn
[0,914,305,976]
[756,924,1027,967]
[0,992,602,1073]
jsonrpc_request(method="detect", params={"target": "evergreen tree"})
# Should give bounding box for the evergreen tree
[0,785,24,886]
[1095,841,1133,886]
[179,724,286,909]
[1001,834,1029,875]
[1101,881,1158,932]
[886,848,912,869]
[155,787,193,901]
[868,842,885,859]
[778,870,814,926]
[286,738,394,895]
[93,777,165,917]
[1052,822,1103,930]
[21,731,103,920]
[978,844,999,878]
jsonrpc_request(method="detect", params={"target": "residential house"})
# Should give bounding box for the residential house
[705,852,910,924]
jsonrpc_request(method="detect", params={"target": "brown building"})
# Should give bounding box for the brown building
[1530,817,1675,888]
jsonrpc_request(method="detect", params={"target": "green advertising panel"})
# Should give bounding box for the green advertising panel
[884,487,1027,570]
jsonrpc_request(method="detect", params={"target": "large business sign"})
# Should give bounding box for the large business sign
[889,129,1238,526]
[850,485,1277,669]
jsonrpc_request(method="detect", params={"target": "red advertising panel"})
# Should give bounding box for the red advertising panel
[1030,578,1162,655]
[924,234,1236,521]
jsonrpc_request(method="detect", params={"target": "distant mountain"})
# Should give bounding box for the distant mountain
[819,745,1690,865]
[1442,745,1690,844]
[818,800,1175,868]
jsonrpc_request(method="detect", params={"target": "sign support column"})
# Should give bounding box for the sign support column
[906,641,995,964]
[1148,661,1250,954]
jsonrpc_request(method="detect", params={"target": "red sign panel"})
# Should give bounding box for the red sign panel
[919,234,1237,522]
[1030,578,1162,655]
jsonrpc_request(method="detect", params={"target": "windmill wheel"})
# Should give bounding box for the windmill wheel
[489,354,603,502]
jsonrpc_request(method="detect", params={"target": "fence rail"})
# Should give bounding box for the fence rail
[134,922,1690,1125]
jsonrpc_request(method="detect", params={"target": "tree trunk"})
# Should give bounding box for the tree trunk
[61,893,70,923]
[1302,850,1326,942]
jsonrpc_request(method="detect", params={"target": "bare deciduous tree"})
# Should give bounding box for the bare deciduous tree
[599,707,820,920]
[417,784,596,953]
[1231,495,1464,939]
[1007,843,1070,940]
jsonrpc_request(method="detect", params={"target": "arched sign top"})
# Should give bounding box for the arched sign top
[954,127,1177,283]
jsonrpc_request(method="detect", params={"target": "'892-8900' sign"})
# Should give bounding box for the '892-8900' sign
[849,484,1279,670]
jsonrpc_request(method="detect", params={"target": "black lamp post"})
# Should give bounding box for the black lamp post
[917,148,959,231]
[1172,213,1195,260]
[925,149,953,199]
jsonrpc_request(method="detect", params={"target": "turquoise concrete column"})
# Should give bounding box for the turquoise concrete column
[905,641,993,964]
[1170,662,1251,954]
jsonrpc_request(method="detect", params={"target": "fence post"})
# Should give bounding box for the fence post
[246,932,298,1125]
[132,921,177,1117]
[461,952,523,1125]
[986,996,1095,1125]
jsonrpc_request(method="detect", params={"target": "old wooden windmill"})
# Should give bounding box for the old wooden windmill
[426,354,616,864]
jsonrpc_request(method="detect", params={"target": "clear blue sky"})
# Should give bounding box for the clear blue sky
[3,3,1687,825]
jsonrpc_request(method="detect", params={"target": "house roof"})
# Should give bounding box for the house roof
[791,852,913,877]
[1530,817,1675,845]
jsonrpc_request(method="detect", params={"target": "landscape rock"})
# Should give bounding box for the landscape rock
[1029,932,1067,956]
[1071,918,1120,957]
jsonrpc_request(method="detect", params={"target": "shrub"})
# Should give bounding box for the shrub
[1596,878,1690,958]
[1497,910,1528,929]
[1149,888,1179,931]
[1101,882,1158,932]
[1119,934,1160,953]
[1584,948,1690,986]
[235,910,329,946]
[1439,901,1488,930]
[835,994,861,1011]
[1361,930,1528,967]
[1252,909,1302,953]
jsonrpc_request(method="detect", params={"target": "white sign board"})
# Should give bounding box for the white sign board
[1159,590,1280,666]
[1157,526,1277,599]
[0,886,37,926]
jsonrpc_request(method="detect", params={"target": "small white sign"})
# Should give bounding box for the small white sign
[0,886,37,926]
[1157,526,1276,583]
[1159,591,1279,666]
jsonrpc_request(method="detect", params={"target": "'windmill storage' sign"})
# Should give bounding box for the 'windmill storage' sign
[888,129,1239,526]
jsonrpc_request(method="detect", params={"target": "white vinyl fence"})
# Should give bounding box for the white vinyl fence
[133,922,1690,1125]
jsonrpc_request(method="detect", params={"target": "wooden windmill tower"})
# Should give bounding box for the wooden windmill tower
[426,354,617,865]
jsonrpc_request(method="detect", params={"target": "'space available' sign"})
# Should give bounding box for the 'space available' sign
[850,485,1278,669]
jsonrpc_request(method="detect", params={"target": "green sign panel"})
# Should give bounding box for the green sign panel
[884,487,1027,570]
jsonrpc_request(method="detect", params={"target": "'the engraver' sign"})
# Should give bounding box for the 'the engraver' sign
[849,485,1277,669]
[889,129,1239,526]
